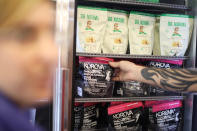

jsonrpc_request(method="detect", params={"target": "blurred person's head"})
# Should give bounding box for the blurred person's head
[0,0,57,107]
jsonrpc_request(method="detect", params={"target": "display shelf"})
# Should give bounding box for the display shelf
[76,52,189,60]
[81,0,189,10]
[75,96,184,102]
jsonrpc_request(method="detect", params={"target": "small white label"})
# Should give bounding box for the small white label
[77,86,82,96]
[117,88,123,95]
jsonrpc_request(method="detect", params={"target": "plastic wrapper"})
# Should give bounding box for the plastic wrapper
[74,103,84,130]
[82,103,100,130]
[140,59,183,96]
[151,100,183,131]
[108,102,143,131]
[160,14,193,56]
[76,57,114,98]
[98,103,109,129]
[113,81,147,97]
[102,9,129,54]
[122,81,147,97]
[143,100,173,131]
[77,6,107,53]
[128,11,155,55]
[113,82,124,97]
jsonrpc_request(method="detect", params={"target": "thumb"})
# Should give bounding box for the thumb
[109,61,120,68]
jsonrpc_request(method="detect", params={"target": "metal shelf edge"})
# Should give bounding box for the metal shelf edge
[82,0,189,10]
[76,52,189,60]
[75,96,185,102]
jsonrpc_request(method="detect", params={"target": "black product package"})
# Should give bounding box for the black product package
[74,103,84,130]
[159,0,185,5]
[76,57,114,98]
[148,85,180,96]
[139,59,183,69]
[144,100,173,131]
[122,81,147,97]
[140,59,183,96]
[151,100,183,131]
[113,82,124,97]
[82,103,99,130]
[98,103,109,129]
[108,102,143,131]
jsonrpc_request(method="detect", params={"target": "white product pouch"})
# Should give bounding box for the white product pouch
[160,14,192,56]
[153,15,161,56]
[128,11,155,55]
[189,17,194,43]
[102,9,129,54]
[77,6,107,53]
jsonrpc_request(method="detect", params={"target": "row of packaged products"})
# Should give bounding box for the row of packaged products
[77,6,194,56]
[113,81,181,97]
[74,100,183,131]
[75,57,183,98]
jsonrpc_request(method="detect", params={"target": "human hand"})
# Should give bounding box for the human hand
[109,61,143,82]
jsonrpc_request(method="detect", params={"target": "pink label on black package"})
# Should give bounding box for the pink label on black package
[144,100,173,131]
[110,101,125,106]
[76,57,114,97]
[108,102,143,130]
[151,101,183,131]
[145,100,172,108]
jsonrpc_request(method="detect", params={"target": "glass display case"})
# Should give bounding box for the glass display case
[53,0,197,130]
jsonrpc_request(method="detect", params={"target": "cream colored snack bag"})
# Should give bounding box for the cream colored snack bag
[160,14,192,56]
[153,15,161,56]
[102,9,129,54]
[189,17,194,43]
[77,6,107,53]
[129,11,155,55]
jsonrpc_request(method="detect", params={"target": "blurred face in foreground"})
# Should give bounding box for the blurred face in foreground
[0,1,58,107]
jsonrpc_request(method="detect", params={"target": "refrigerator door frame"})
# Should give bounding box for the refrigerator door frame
[53,0,196,131]
[53,0,75,131]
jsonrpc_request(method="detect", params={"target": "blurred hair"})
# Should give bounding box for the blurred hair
[0,0,43,29]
